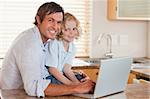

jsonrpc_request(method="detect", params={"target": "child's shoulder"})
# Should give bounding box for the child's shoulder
[70,42,75,48]
[48,39,60,48]
[50,39,59,44]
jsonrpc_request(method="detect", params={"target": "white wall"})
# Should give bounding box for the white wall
[90,0,147,58]
[148,21,150,58]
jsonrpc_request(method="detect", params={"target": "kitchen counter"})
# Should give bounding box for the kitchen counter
[0,83,149,99]
[72,58,150,81]
[131,58,150,80]
[131,68,150,80]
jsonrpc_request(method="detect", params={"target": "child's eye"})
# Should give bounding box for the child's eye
[64,28,69,31]
[64,28,70,31]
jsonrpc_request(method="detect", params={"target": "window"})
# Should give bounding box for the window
[118,0,150,20]
[108,0,150,20]
[0,0,92,66]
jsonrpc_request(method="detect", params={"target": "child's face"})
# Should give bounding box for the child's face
[62,20,78,43]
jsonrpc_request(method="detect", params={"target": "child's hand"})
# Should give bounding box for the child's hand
[80,76,90,82]
[78,70,90,82]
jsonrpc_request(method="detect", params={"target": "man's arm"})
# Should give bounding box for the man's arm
[48,67,72,85]
[44,79,95,96]
[17,44,49,97]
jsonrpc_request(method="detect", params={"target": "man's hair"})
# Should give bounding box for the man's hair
[34,2,64,25]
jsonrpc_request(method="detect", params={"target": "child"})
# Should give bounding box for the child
[45,12,86,85]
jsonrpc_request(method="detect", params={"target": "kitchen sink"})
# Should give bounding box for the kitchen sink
[80,57,110,64]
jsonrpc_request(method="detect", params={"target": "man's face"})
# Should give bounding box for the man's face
[37,12,63,42]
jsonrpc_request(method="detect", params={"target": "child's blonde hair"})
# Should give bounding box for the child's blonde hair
[56,12,81,40]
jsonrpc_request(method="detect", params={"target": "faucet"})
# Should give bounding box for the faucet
[97,33,113,58]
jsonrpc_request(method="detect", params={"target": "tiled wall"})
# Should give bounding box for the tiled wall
[90,0,147,58]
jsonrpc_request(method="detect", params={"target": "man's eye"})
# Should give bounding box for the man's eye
[48,18,55,22]
[73,27,77,30]
[57,21,62,24]
[48,19,52,22]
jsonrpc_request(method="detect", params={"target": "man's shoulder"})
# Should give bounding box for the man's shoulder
[15,27,33,38]
[20,27,35,37]
[11,27,37,48]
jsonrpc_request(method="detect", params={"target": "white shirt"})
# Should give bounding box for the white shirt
[45,40,75,76]
[0,26,50,97]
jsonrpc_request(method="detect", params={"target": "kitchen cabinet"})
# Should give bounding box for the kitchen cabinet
[72,66,150,84]
[72,66,133,84]
[108,0,150,20]
[128,73,136,84]
[72,67,99,82]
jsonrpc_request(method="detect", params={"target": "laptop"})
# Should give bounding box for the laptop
[73,57,132,98]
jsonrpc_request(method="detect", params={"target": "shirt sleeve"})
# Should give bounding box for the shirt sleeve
[45,40,59,68]
[65,43,76,65]
[17,46,50,97]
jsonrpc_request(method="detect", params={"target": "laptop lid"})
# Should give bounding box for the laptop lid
[93,57,132,98]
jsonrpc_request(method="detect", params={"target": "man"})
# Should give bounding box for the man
[0,2,94,97]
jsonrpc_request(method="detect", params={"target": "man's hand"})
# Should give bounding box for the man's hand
[75,80,95,94]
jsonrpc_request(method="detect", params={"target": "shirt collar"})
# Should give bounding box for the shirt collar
[68,43,73,52]
[60,40,73,53]
[33,26,50,48]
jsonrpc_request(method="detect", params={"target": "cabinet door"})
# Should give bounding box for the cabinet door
[128,73,136,84]
[108,0,150,20]
[72,68,99,82]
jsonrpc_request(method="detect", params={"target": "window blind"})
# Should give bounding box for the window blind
[0,0,92,60]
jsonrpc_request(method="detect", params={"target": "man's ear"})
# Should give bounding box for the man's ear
[36,15,41,25]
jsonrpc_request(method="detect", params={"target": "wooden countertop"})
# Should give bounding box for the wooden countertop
[72,64,99,69]
[0,83,149,99]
